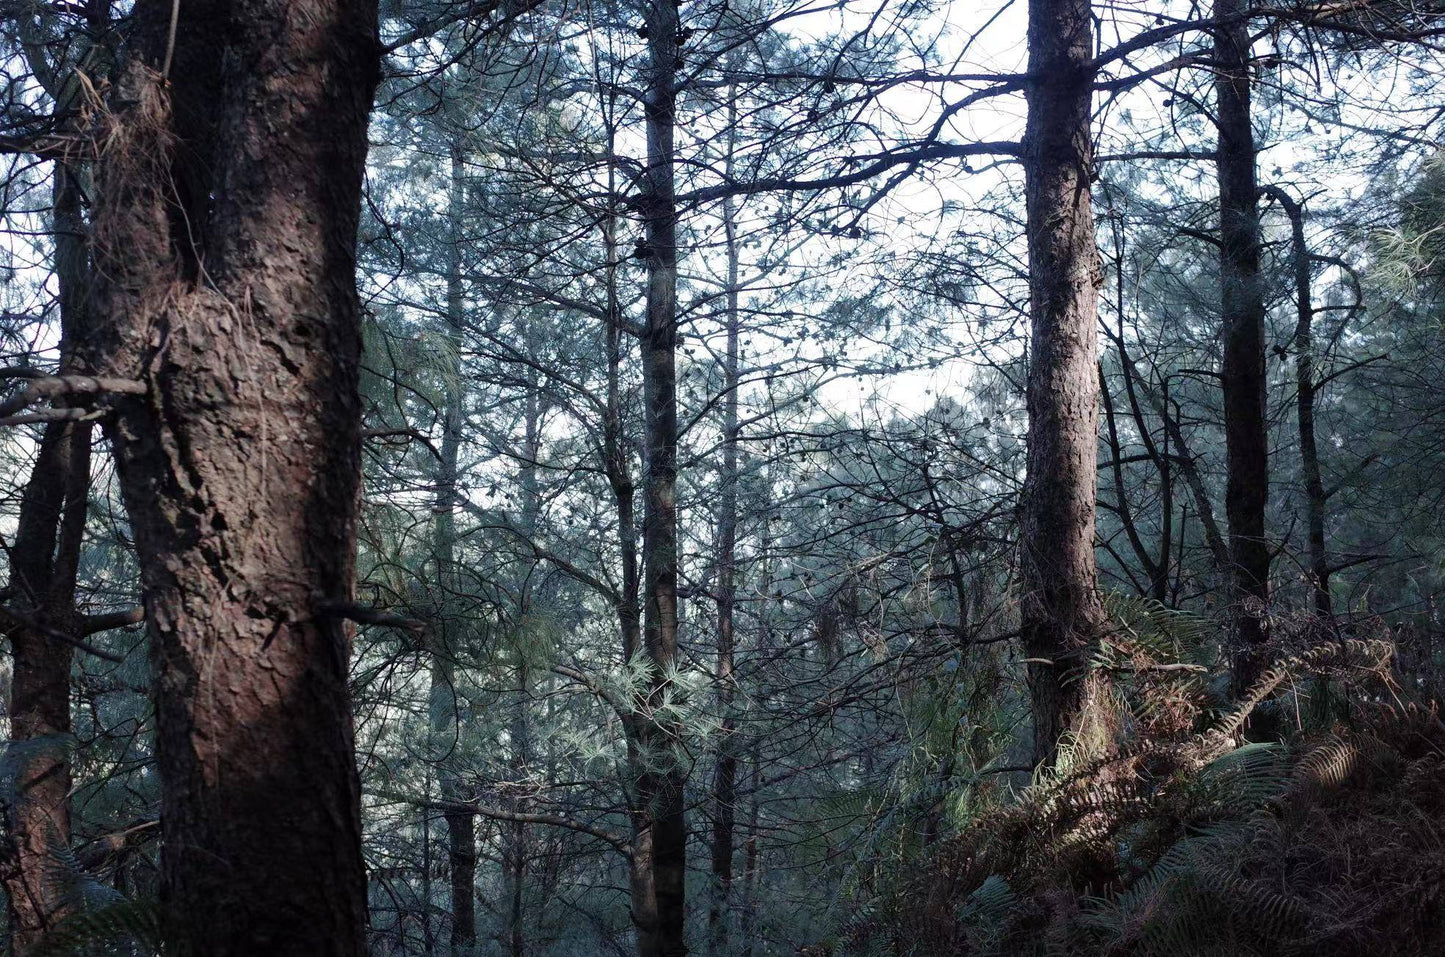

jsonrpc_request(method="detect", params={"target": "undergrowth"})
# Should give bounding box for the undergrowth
[844,604,1445,955]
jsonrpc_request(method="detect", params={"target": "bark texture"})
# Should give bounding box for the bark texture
[1019,0,1109,767]
[87,2,379,952]
[636,0,688,950]
[1214,0,1272,692]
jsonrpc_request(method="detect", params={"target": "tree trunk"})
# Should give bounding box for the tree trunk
[506,666,530,957]
[1,165,93,948]
[1019,0,1109,767]
[87,2,379,952]
[1100,364,1164,598]
[1261,186,1331,619]
[634,0,688,952]
[708,147,741,956]
[429,143,478,957]
[1,9,112,943]
[1214,0,1272,694]
[598,117,660,957]
[506,393,545,957]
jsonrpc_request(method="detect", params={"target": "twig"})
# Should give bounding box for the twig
[80,607,145,635]
[0,375,146,420]
[0,408,106,427]
[0,605,129,663]
[316,599,426,633]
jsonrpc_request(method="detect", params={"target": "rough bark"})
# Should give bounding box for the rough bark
[635,0,688,952]
[1214,0,1272,693]
[87,2,379,952]
[1019,0,1109,767]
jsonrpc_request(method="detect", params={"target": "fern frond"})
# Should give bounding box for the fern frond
[28,898,165,957]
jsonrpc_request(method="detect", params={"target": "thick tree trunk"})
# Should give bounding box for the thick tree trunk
[1,164,92,952]
[87,2,379,952]
[1019,0,1109,767]
[1214,0,1272,694]
[634,0,688,952]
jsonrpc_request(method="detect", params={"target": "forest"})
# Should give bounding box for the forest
[0,0,1440,954]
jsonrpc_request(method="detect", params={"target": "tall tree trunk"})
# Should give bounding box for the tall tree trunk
[507,392,544,957]
[1,166,93,950]
[1214,0,1272,694]
[599,114,658,957]
[708,132,741,954]
[1019,0,1109,767]
[430,145,477,956]
[87,2,379,952]
[1261,186,1331,618]
[635,0,687,952]
[506,665,530,957]
[738,514,773,957]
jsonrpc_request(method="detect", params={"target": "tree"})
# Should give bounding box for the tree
[81,1,380,950]
[635,0,688,951]
[1214,0,1272,695]
[1018,0,1108,765]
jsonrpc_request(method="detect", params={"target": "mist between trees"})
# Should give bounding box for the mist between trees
[0,0,1441,955]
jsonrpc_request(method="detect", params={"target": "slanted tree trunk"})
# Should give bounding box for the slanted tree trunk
[635,0,688,952]
[1214,0,1272,693]
[1100,364,1165,598]
[87,2,379,952]
[1261,186,1331,619]
[1,167,93,950]
[1102,208,1175,603]
[429,145,478,956]
[1019,0,1109,767]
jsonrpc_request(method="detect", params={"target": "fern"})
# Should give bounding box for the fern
[28,898,166,957]
[44,828,125,912]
